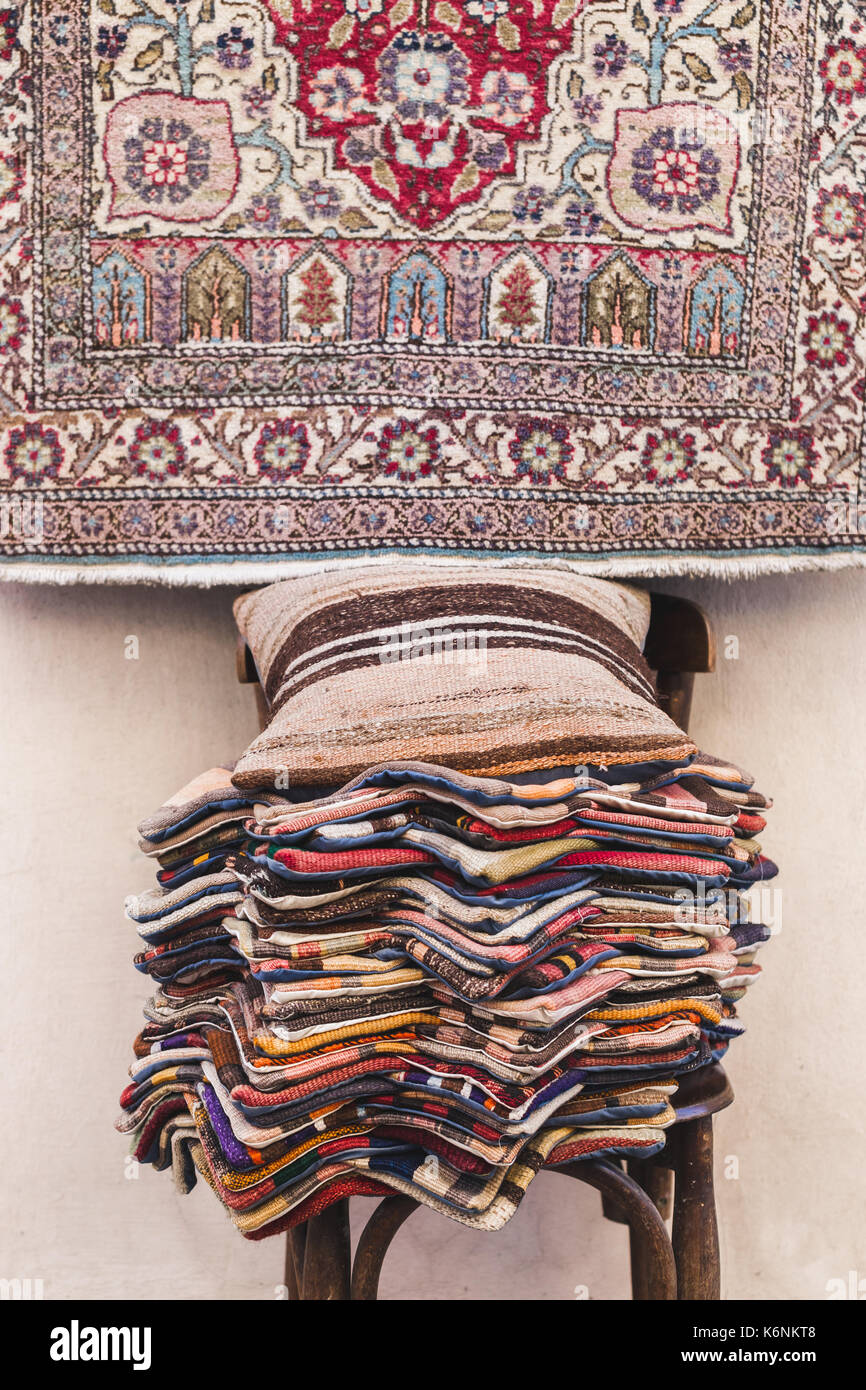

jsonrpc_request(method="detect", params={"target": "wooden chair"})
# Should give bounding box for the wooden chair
[237,591,728,1301]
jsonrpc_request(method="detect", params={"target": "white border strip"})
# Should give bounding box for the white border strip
[1,550,865,587]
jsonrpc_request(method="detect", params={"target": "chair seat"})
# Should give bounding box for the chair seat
[671,1062,733,1123]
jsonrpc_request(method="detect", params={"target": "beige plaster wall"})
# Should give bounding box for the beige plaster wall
[0,570,863,1300]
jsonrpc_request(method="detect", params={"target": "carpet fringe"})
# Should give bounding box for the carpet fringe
[1,549,865,587]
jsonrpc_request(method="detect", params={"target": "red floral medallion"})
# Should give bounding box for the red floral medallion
[264,1,586,229]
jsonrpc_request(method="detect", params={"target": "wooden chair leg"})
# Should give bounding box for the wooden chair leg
[301,1200,351,1301]
[670,1116,721,1300]
[352,1195,420,1301]
[628,1158,674,1221]
[283,1223,307,1300]
[626,1158,674,1299]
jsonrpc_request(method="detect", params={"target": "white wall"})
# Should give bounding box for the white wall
[0,570,863,1301]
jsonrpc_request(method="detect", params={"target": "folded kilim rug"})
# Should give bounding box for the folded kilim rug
[2,1,865,579]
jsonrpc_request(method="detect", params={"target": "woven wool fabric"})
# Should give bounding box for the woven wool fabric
[2,1,865,581]
[232,564,695,785]
[118,741,775,1239]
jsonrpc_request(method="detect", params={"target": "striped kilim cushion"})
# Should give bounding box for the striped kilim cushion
[232,564,695,787]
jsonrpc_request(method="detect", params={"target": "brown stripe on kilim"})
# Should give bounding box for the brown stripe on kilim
[239,735,695,789]
[263,585,653,703]
[204,1027,247,1091]
[271,618,655,707]
[596,878,685,895]
[270,632,655,713]
[253,891,403,928]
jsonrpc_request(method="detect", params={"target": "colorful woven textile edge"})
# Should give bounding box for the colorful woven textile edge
[1,0,865,580]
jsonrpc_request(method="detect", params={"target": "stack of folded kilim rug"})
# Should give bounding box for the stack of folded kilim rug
[118,566,775,1238]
